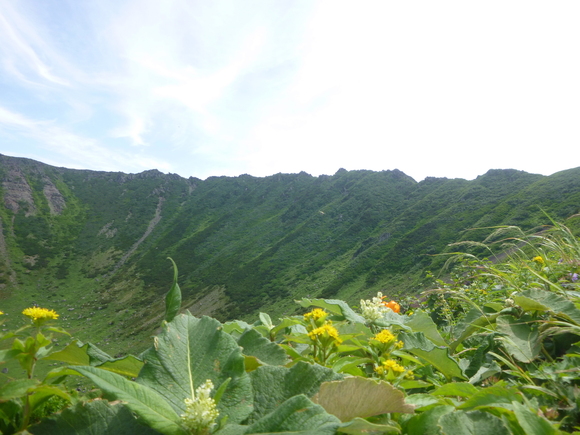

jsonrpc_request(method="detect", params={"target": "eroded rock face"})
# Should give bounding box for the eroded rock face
[2,168,37,216]
[1,158,66,216]
[42,178,66,215]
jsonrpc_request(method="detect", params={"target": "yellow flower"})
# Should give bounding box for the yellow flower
[0,310,4,315]
[22,307,59,321]
[372,329,396,345]
[307,324,343,344]
[395,340,404,349]
[304,308,327,321]
[532,256,544,264]
[375,359,405,375]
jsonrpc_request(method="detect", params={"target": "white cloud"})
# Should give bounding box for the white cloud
[0,106,170,173]
[1,0,579,181]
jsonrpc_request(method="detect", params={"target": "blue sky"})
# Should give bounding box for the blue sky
[1,1,579,181]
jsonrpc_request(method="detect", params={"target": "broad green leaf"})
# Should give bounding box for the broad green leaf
[338,417,400,434]
[399,332,466,380]
[398,394,447,412]
[137,314,253,424]
[514,288,580,325]
[404,310,447,346]
[248,361,342,423]
[432,382,479,398]
[398,379,432,389]
[298,298,366,323]
[72,366,186,435]
[237,328,288,366]
[0,379,38,400]
[312,377,414,422]
[468,361,501,385]
[223,320,253,336]
[373,310,411,330]
[270,317,303,339]
[258,313,273,330]
[46,340,112,366]
[496,315,541,363]
[331,356,371,376]
[30,399,160,435]
[457,385,521,410]
[438,410,510,435]
[213,424,247,435]
[27,385,72,414]
[164,257,182,322]
[405,405,454,435]
[511,401,556,435]
[243,355,262,372]
[96,355,144,378]
[450,309,499,353]
[244,394,341,435]
[44,366,83,382]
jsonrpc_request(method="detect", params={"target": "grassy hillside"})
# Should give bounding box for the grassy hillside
[1,154,580,354]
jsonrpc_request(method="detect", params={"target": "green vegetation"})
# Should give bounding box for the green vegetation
[1,154,580,353]
[2,218,580,433]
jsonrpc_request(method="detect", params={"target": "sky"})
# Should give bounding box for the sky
[0,1,579,182]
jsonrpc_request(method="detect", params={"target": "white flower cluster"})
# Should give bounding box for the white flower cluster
[360,292,390,321]
[181,380,219,433]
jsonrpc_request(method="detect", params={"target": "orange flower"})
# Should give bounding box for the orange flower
[383,300,400,313]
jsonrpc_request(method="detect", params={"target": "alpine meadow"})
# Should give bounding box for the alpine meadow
[2,153,580,434]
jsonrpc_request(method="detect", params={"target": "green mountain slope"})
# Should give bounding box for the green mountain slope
[1,154,579,354]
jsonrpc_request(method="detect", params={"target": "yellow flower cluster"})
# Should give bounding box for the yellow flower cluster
[303,308,327,321]
[0,310,4,315]
[532,256,545,264]
[22,307,59,321]
[307,324,343,344]
[375,359,405,375]
[372,329,395,344]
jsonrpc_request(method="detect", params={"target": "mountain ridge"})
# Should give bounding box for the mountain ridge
[1,153,579,354]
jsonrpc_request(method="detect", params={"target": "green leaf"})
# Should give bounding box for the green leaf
[511,401,556,435]
[373,310,411,330]
[72,366,186,435]
[244,394,341,435]
[46,340,112,366]
[248,361,342,423]
[398,379,432,389]
[399,332,466,380]
[405,405,454,435]
[27,385,72,415]
[312,377,414,422]
[270,317,302,339]
[404,310,447,346]
[164,257,182,323]
[237,328,288,366]
[0,379,39,401]
[338,417,400,434]
[404,394,449,411]
[457,385,521,410]
[514,288,580,325]
[30,399,161,435]
[298,298,366,323]
[450,309,499,353]
[331,356,371,376]
[137,314,253,424]
[496,315,541,363]
[258,313,273,330]
[438,410,510,435]
[432,382,479,398]
[96,355,144,378]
